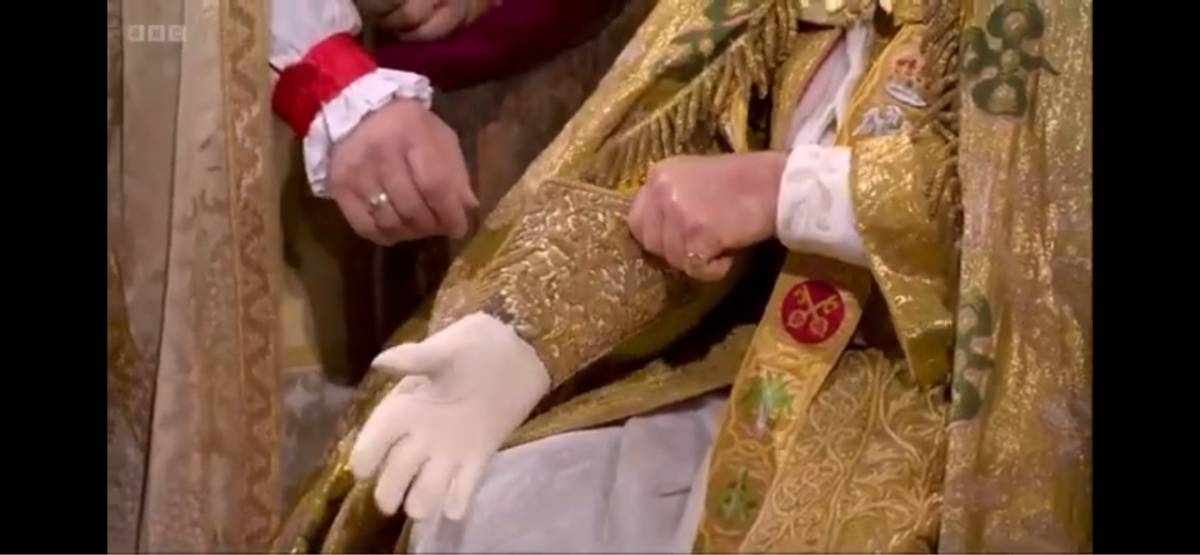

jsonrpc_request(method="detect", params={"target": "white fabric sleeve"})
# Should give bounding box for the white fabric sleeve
[270,0,434,197]
[775,21,873,267]
[776,145,868,267]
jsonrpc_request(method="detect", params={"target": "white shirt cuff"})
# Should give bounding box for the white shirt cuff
[302,68,434,197]
[775,144,869,267]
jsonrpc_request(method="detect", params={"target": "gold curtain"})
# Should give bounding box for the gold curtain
[107,0,284,550]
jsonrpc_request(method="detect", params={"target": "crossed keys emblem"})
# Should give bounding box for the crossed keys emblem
[779,280,845,344]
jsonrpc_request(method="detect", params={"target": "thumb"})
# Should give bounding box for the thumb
[371,340,452,377]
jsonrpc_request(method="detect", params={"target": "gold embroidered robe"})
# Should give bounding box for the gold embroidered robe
[107,0,284,550]
[273,0,1091,552]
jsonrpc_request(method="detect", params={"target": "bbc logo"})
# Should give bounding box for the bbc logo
[127,24,186,43]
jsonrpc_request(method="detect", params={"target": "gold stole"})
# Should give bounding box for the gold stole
[695,19,943,552]
[694,21,877,549]
[695,255,872,552]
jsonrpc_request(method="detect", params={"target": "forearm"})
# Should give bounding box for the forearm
[434,180,699,389]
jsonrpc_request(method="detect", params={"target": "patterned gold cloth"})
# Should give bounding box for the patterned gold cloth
[107,0,284,551]
[273,0,1091,552]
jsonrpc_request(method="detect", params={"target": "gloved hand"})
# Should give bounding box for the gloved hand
[349,312,550,521]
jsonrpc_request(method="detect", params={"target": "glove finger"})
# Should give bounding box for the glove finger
[349,396,414,480]
[404,456,457,521]
[443,457,488,521]
[374,436,430,516]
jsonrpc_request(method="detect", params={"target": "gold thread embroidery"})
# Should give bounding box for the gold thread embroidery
[739,350,948,552]
[219,0,283,546]
[439,180,698,387]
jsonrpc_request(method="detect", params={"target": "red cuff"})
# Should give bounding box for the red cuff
[272,33,377,137]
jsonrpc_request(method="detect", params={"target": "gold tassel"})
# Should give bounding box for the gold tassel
[588,0,803,190]
[913,0,963,230]
[912,0,964,295]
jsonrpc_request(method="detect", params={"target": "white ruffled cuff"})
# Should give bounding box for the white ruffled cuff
[302,68,434,197]
[776,145,869,267]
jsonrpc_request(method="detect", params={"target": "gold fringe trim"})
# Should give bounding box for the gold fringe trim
[590,0,802,190]
[913,0,964,274]
[913,0,962,230]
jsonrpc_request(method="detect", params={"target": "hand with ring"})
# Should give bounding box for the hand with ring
[627,153,788,281]
[328,96,478,246]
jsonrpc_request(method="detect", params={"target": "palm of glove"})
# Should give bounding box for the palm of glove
[348,313,550,521]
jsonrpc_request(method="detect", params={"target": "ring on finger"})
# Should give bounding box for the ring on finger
[367,192,390,213]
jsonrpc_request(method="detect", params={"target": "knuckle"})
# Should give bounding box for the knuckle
[662,189,686,213]
[419,179,450,202]
[363,140,390,162]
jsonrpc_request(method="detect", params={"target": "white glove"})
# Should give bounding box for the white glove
[349,312,551,521]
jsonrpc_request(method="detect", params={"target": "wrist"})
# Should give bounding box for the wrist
[750,151,788,239]
[272,33,377,138]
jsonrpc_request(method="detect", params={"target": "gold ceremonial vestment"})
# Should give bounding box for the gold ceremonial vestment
[274,0,1091,552]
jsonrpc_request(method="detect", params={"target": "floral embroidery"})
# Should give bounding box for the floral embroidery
[716,467,758,523]
[950,296,994,422]
[741,373,793,437]
[962,0,1059,116]
[854,105,909,136]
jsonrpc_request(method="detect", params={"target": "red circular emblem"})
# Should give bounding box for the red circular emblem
[779,280,846,344]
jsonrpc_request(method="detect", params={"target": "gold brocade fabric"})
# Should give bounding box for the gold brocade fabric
[458,179,699,387]
[769,28,843,149]
[842,21,958,389]
[716,349,948,553]
[939,0,1092,551]
[696,254,874,551]
[107,0,284,550]
[694,10,962,547]
[271,0,1091,552]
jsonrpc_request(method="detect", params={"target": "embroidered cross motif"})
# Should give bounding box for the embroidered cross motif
[780,280,846,344]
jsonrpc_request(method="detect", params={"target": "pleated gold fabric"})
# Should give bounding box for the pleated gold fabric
[939,0,1092,551]
[107,0,284,550]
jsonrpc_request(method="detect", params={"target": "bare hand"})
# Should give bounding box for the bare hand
[371,0,478,42]
[328,97,477,246]
[627,153,787,281]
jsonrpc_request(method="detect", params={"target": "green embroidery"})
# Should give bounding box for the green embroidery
[717,467,758,523]
[741,372,793,436]
[663,0,754,79]
[950,297,994,422]
[962,0,1058,116]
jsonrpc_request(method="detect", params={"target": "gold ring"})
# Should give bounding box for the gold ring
[367,192,389,213]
